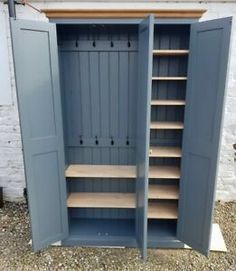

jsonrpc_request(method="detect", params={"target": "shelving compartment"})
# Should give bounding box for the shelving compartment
[147,24,190,244]
[65,175,137,246]
[66,165,136,178]
[149,184,179,200]
[58,24,139,246]
[67,192,136,208]
[148,158,181,221]
[148,201,178,219]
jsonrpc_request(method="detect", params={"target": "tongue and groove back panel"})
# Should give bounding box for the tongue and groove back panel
[58,25,138,219]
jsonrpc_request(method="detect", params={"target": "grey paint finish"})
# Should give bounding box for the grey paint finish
[58,25,138,154]
[63,218,136,247]
[59,48,138,149]
[10,19,68,251]
[136,15,154,259]
[58,25,138,220]
[177,17,232,255]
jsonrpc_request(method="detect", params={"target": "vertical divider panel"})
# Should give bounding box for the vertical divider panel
[136,15,154,259]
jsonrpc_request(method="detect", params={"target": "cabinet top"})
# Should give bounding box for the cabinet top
[41,8,206,20]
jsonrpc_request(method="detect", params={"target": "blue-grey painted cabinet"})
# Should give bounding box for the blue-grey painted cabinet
[10,15,232,259]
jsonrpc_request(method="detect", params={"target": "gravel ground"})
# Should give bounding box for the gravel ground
[0,201,235,271]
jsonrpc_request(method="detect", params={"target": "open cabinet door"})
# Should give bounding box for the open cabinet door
[10,19,68,251]
[177,17,232,256]
[136,15,154,259]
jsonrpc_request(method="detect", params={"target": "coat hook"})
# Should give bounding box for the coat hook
[95,136,99,145]
[80,135,83,145]
[111,41,114,47]
[75,40,78,48]
[127,29,131,48]
[126,136,130,146]
[111,136,114,145]
[93,40,96,47]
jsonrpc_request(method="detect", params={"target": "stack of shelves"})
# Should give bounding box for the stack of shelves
[148,49,188,222]
[65,164,137,242]
[65,165,136,209]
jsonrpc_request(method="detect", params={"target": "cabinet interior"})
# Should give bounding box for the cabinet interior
[148,24,190,242]
[57,23,190,245]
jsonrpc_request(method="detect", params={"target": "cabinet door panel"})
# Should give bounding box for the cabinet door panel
[136,15,154,259]
[11,19,68,251]
[177,17,232,255]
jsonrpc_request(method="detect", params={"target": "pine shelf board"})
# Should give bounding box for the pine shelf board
[148,184,179,199]
[150,121,184,130]
[149,166,181,179]
[148,202,178,219]
[65,164,136,178]
[149,146,181,157]
[67,192,136,208]
[153,49,189,56]
[151,99,185,106]
[42,9,207,20]
[152,77,187,80]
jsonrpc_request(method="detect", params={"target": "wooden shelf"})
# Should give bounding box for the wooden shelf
[148,202,178,219]
[42,9,206,20]
[151,99,185,106]
[150,121,184,130]
[65,165,136,178]
[149,146,181,157]
[152,77,187,81]
[148,184,179,199]
[67,193,136,208]
[149,166,180,179]
[153,50,189,56]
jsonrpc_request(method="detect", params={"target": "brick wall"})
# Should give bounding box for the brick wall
[0,1,235,201]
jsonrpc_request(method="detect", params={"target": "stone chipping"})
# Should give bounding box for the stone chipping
[0,201,235,271]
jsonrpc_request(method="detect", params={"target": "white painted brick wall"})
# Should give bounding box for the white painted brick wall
[0,7,24,201]
[0,1,236,201]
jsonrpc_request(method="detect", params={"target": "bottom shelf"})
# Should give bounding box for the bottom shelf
[147,220,183,248]
[63,218,136,247]
[148,220,177,240]
[62,218,182,248]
